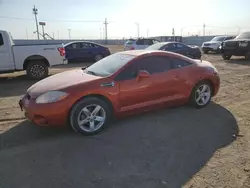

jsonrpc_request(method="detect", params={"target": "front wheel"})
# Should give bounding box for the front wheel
[222,54,232,60]
[26,61,49,80]
[190,81,213,108]
[69,97,112,135]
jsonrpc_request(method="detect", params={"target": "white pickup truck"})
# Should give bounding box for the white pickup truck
[0,30,67,79]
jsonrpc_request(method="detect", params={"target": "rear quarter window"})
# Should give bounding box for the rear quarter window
[0,34,4,46]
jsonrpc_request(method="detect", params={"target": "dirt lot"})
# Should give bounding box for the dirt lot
[0,46,250,188]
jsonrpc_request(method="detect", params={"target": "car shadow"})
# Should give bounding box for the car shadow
[0,103,238,188]
[224,58,250,66]
[0,74,37,97]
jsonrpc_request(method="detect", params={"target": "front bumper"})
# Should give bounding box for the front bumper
[202,47,219,51]
[19,95,69,127]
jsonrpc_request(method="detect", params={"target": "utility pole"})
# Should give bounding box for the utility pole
[32,5,40,40]
[203,23,206,42]
[135,22,139,38]
[104,18,108,44]
[68,29,71,39]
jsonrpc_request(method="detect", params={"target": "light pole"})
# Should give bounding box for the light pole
[135,22,139,38]
[32,5,40,40]
[39,22,46,40]
[68,29,71,39]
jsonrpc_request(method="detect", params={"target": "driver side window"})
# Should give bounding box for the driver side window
[114,63,138,81]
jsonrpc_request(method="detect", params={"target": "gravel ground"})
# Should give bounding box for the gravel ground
[0,48,250,188]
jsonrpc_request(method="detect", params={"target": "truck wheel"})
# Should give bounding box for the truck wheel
[222,54,232,60]
[245,52,250,60]
[26,61,49,80]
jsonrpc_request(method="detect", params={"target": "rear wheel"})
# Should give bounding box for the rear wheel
[69,97,112,135]
[222,54,232,60]
[26,61,48,80]
[190,81,212,108]
[203,50,209,54]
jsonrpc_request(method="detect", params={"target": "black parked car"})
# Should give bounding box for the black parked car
[221,32,250,60]
[145,42,202,59]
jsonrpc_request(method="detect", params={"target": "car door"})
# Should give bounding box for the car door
[114,56,172,112]
[144,39,154,48]
[80,42,95,59]
[0,33,14,71]
[65,43,81,61]
[162,43,177,52]
[175,43,190,56]
[135,39,146,50]
[169,57,194,99]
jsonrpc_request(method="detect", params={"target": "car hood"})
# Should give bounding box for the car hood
[204,41,222,44]
[27,69,101,97]
[188,45,199,48]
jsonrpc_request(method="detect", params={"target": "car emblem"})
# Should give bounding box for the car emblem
[101,82,115,87]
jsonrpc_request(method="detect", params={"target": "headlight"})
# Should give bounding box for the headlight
[36,91,69,104]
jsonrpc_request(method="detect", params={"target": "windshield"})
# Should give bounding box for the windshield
[145,43,165,50]
[211,36,226,42]
[86,53,135,77]
[125,40,135,45]
[235,32,250,39]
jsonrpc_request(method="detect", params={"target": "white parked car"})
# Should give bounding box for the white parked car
[124,38,160,50]
[201,36,235,54]
[0,30,67,79]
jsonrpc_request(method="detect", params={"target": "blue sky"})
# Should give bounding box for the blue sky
[0,0,250,39]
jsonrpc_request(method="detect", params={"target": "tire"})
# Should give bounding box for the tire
[69,97,112,135]
[26,61,49,80]
[222,54,232,60]
[94,54,103,62]
[245,52,250,60]
[190,81,213,109]
[203,50,208,54]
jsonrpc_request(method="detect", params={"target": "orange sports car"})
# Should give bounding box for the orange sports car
[19,50,220,135]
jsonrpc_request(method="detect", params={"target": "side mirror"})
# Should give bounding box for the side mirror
[137,70,150,80]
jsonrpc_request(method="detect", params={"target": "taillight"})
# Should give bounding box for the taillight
[57,47,65,56]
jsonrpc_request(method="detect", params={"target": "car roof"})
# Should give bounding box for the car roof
[64,41,104,47]
[118,49,187,57]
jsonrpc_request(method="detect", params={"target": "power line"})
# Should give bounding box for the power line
[0,16,103,23]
